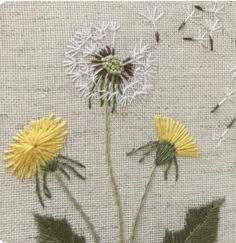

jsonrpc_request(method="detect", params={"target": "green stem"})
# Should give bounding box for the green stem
[55,172,101,243]
[104,103,125,243]
[130,166,157,243]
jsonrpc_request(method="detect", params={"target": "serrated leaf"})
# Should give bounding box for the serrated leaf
[34,214,86,243]
[163,198,224,243]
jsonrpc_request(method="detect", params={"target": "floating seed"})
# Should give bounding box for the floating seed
[183,37,195,41]
[155,31,160,43]
[211,104,219,113]
[209,35,214,51]
[194,5,204,11]
[178,21,186,31]
[227,118,236,129]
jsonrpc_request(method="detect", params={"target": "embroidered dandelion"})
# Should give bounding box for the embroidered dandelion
[64,21,157,113]
[64,21,158,243]
[127,116,199,180]
[4,115,85,207]
[129,116,199,243]
[5,115,67,179]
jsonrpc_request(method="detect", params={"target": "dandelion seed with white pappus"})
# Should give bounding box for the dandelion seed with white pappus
[183,29,208,48]
[203,18,223,51]
[194,2,225,18]
[211,88,236,113]
[213,118,236,147]
[138,6,164,43]
[178,4,202,31]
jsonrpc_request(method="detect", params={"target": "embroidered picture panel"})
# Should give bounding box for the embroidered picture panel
[0,1,235,243]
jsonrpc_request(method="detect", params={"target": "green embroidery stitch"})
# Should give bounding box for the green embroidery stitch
[4,115,100,243]
[127,116,199,181]
[55,173,101,243]
[36,155,86,207]
[128,116,200,243]
[1,18,227,243]
[34,214,86,243]
[90,47,133,113]
[64,21,158,243]
[162,198,225,243]
[104,102,125,243]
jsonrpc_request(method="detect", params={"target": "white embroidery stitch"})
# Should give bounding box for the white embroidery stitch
[181,2,225,51]
[138,6,164,30]
[64,22,157,105]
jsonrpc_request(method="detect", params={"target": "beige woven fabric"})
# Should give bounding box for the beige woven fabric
[0,1,236,243]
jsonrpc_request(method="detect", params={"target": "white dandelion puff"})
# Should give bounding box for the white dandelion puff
[64,21,157,112]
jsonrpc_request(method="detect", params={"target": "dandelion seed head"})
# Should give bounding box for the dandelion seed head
[64,22,157,109]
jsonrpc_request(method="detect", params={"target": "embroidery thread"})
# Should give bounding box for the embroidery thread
[65,21,157,243]
[34,214,86,243]
[1,13,227,242]
[128,116,199,243]
[163,198,225,243]
[4,115,101,243]
[64,22,157,111]
[180,3,224,51]
[138,6,164,43]
[211,69,236,146]
[127,116,199,180]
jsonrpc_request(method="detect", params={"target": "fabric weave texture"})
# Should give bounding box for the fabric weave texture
[0,1,235,243]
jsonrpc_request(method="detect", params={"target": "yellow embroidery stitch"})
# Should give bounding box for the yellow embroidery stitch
[154,116,199,157]
[127,115,200,181]
[3,115,101,242]
[128,116,200,243]
[4,115,67,179]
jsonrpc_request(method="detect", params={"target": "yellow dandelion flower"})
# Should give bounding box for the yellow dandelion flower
[127,115,199,180]
[154,116,199,157]
[4,115,67,179]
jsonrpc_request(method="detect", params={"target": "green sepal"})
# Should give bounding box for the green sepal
[155,141,176,166]
[162,198,225,243]
[34,214,86,243]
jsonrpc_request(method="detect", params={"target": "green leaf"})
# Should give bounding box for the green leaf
[162,198,225,243]
[34,214,86,243]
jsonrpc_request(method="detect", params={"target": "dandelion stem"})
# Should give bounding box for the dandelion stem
[104,102,125,243]
[130,165,157,243]
[55,172,101,243]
